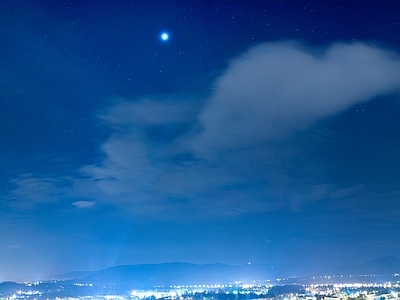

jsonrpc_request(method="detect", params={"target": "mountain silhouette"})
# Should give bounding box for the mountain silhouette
[55,256,400,288]
[320,256,400,276]
[57,262,320,287]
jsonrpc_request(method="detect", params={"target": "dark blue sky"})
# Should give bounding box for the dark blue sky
[1,0,400,281]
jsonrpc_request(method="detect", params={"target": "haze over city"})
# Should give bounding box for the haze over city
[1,0,400,282]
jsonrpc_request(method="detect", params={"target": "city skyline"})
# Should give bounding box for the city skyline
[1,1,400,281]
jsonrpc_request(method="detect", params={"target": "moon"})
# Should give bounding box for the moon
[161,33,169,41]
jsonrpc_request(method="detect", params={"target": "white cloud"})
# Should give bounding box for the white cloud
[75,41,400,218]
[192,41,400,157]
[10,41,399,218]
[72,201,96,209]
[80,134,159,197]
[79,97,276,217]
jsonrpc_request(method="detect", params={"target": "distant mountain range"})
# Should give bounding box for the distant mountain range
[55,256,400,288]
[58,262,310,287]
[1,258,399,299]
[321,256,400,276]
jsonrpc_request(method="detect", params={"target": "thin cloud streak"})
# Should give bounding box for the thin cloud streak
[72,201,96,209]
[5,174,70,209]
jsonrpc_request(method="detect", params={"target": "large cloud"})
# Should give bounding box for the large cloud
[6,41,400,218]
[192,41,400,157]
[77,41,400,217]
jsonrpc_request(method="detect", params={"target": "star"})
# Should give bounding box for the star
[161,32,169,41]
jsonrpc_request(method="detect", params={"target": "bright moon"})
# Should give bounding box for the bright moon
[161,33,169,41]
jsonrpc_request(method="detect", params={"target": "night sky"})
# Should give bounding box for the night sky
[1,0,400,282]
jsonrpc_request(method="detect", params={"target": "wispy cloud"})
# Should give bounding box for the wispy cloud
[99,97,198,127]
[77,41,400,218]
[4,41,400,219]
[5,174,70,209]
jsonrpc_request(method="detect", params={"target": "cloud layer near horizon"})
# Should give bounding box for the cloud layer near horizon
[5,41,400,217]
